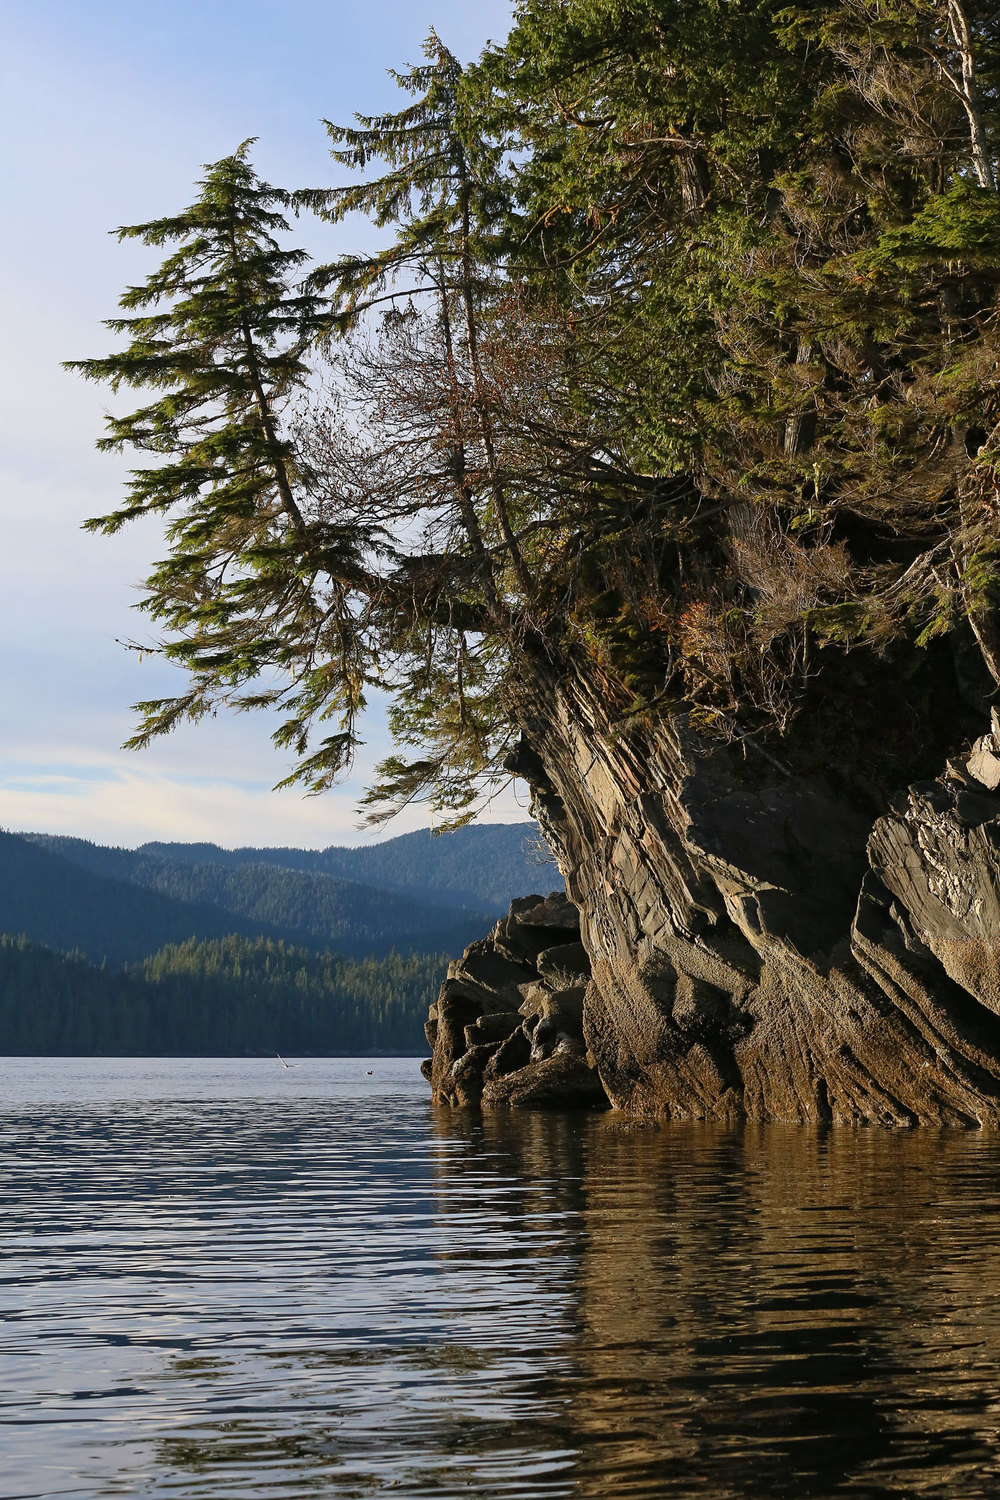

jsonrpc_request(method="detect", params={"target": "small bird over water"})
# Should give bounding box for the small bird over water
[276,1053,298,1069]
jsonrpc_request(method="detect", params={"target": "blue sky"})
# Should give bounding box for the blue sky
[0,0,524,848]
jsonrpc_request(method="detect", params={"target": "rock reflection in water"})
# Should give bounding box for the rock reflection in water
[432,1112,1000,1498]
[6,1061,1000,1498]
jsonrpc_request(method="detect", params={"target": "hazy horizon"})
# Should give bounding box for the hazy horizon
[10,817,534,856]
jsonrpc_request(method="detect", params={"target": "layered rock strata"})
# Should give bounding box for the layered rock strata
[424,647,1000,1124]
[421,890,608,1110]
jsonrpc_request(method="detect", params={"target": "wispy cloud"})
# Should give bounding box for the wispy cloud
[0,752,528,848]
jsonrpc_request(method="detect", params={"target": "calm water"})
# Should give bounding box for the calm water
[5,1062,1000,1498]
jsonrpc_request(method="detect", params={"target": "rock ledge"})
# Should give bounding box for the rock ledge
[421,891,609,1110]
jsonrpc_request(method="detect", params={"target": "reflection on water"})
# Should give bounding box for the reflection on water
[4,1060,1000,1496]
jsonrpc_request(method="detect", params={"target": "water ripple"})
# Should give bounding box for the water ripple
[5,1059,1000,1496]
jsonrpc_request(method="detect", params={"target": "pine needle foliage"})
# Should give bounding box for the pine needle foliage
[300,29,508,328]
[67,144,371,776]
[74,5,1000,818]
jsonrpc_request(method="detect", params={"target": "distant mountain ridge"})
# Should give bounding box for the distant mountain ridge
[137,822,553,912]
[10,822,551,968]
[0,829,269,969]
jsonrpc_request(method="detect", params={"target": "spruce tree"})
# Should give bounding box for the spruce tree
[305,30,530,606]
[68,143,370,775]
[300,32,538,820]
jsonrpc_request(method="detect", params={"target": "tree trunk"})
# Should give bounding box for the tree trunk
[944,0,996,192]
[426,643,1000,1125]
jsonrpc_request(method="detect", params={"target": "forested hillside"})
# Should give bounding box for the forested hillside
[0,823,546,1056]
[141,822,552,912]
[0,829,272,968]
[30,822,547,918]
[7,830,512,964]
[0,933,440,1055]
[19,838,488,958]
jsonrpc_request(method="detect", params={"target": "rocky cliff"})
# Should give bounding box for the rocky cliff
[425,645,1000,1125]
[421,889,607,1109]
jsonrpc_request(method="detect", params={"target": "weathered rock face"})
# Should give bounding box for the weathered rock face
[421,891,608,1111]
[425,644,1000,1124]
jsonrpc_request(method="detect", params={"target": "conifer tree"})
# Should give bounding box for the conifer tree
[68,143,371,774]
[74,4,1000,823]
[466,0,1000,746]
[298,32,539,819]
[70,123,534,822]
[305,30,532,601]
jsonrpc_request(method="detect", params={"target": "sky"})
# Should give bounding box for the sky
[0,0,527,849]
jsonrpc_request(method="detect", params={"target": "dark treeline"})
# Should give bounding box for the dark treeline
[0,933,442,1055]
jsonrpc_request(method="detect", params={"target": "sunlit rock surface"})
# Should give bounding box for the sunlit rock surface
[425,659,1000,1123]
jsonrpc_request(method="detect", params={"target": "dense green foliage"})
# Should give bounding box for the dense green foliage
[66,148,361,761]
[0,933,442,1055]
[75,3,1000,817]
